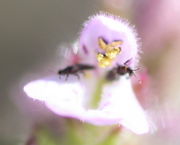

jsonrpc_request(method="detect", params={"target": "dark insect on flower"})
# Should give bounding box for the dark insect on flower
[106,59,138,81]
[58,64,95,79]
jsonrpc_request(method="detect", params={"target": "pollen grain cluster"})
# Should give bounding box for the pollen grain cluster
[97,37,122,68]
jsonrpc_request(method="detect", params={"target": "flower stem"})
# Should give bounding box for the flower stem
[90,78,106,108]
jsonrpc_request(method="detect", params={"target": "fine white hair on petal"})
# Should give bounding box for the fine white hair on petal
[79,12,140,67]
[24,75,86,118]
[84,77,149,134]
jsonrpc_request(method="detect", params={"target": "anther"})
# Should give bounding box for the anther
[97,53,112,68]
[97,37,123,67]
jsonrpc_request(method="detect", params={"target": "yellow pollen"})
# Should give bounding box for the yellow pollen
[97,53,104,62]
[97,37,123,68]
[98,37,123,52]
[98,38,108,51]
[105,47,121,59]
[108,41,123,49]
[97,53,112,68]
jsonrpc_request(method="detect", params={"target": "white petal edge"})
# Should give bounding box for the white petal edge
[23,75,86,118]
[84,77,149,134]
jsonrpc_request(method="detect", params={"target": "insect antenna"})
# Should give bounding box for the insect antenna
[131,67,142,84]
[124,58,132,66]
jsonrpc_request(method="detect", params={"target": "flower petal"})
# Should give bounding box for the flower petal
[84,77,149,134]
[24,75,86,118]
[79,13,139,67]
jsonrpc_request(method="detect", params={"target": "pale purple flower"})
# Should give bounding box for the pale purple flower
[79,13,139,68]
[23,13,150,134]
[24,75,149,134]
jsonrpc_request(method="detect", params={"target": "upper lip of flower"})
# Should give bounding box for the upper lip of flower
[79,13,139,69]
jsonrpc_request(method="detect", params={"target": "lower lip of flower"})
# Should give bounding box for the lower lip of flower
[23,75,150,134]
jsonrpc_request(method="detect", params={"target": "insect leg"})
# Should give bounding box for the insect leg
[65,73,69,81]
[70,73,80,80]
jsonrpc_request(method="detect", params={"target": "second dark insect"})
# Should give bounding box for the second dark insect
[106,65,135,81]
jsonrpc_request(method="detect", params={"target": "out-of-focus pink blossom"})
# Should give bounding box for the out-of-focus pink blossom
[132,70,155,109]
[135,0,180,53]
[23,13,150,134]
[158,109,180,139]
